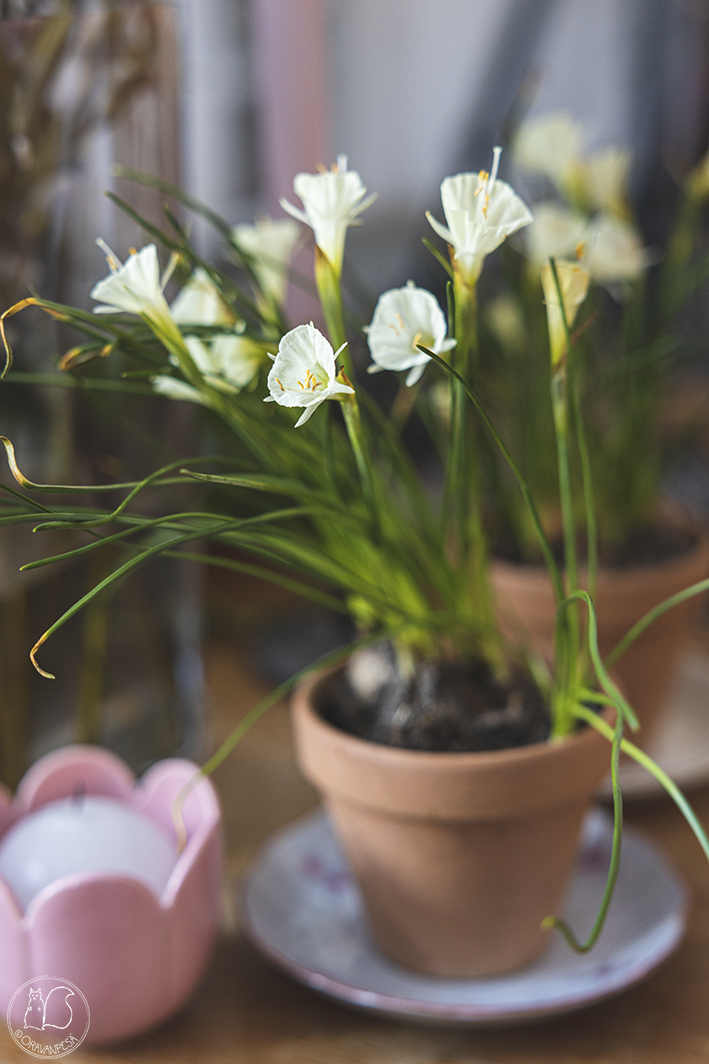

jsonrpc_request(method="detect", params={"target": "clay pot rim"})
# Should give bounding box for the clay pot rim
[492,510,709,588]
[293,666,616,821]
[295,666,612,770]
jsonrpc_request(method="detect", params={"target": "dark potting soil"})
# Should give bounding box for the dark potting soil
[317,644,551,753]
[495,521,697,570]
[598,523,697,568]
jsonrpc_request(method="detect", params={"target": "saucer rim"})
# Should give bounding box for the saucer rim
[240,812,689,1025]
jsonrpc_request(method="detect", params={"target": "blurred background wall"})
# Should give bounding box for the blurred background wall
[177,0,709,292]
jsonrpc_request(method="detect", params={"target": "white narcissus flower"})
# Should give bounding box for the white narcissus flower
[91,242,173,328]
[512,111,585,188]
[265,323,353,427]
[513,111,635,218]
[427,148,533,283]
[585,146,631,216]
[524,201,588,266]
[152,336,264,401]
[170,267,236,326]
[153,267,262,398]
[540,259,590,366]
[232,217,300,307]
[280,155,377,276]
[585,214,651,284]
[186,335,264,393]
[365,281,456,386]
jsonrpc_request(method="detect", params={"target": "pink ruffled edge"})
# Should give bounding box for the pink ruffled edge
[0,745,223,1044]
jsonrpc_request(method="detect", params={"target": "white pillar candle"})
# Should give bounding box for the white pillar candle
[0,796,177,911]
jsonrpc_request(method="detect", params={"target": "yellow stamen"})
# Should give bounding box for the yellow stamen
[128,247,138,256]
[575,241,586,261]
[388,313,405,337]
[316,163,327,174]
[412,331,423,352]
[474,170,493,216]
[474,171,489,195]
[275,377,285,391]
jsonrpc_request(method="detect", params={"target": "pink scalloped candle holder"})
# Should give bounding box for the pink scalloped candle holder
[0,745,223,1045]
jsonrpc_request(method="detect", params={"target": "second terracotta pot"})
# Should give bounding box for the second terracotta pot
[292,672,613,979]
[491,523,709,746]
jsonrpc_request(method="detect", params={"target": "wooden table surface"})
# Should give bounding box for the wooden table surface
[3,637,709,1064]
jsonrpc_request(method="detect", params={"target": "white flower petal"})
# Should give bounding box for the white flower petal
[91,244,170,322]
[279,199,310,227]
[151,376,207,404]
[429,152,532,281]
[425,211,453,245]
[366,283,454,384]
[171,268,234,326]
[442,175,533,257]
[184,333,263,393]
[585,214,650,284]
[512,111,586,185]
[524,202,588,265]
[210,335,263,390]
[405,364,427,386]
[294,403,323,427]
[281,158,376,274]
[233,217,300,307]
[183,335,213,375]
[585,147,631,214]
[541,258,590,366]
[267,323,353,425]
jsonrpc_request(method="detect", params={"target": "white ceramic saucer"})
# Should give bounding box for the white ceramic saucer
[602,644,709,799]
[241,808,687,1026]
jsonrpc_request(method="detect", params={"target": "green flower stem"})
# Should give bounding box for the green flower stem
[569,362,597,602]
[142,311,203,390]
[605,575,709,669]
[542,581,652,950]
[0,439,247,506]
[575,705,709,866]
[341,394,376,520]
[171,550,350,614]
[418,346,565,607]
[21,508,308,571]
[314,246,350,371]
[443,271,476,545]
[77,551,112,744]
[551,364,580,688]
[444,272,497,655]
[453,270,479,373]
[318,405,339,496]
[548,260,583,694]
[27,515,282,678]
[543,705,624,952]
[4,371,153,395]
[561,588,637,732]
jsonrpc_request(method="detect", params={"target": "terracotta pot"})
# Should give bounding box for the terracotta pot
[491,522,709,746]
[292,673,613,978]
